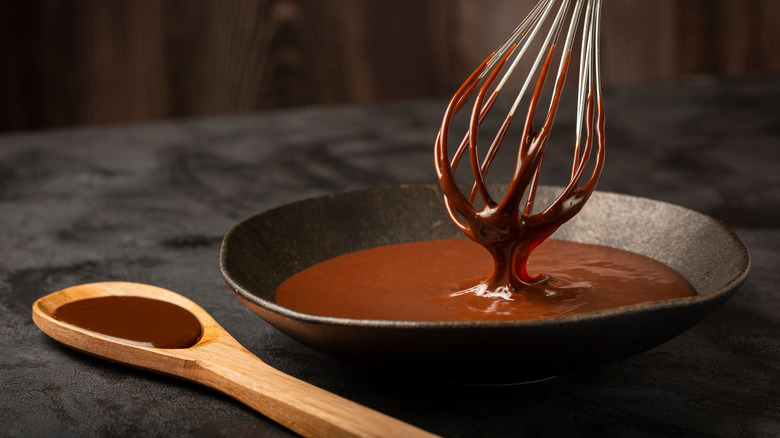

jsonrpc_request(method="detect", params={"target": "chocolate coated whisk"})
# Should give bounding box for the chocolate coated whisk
[435,0,605,294]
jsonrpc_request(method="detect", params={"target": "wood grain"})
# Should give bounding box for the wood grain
[2,0,779,131]
[32,282,438,438]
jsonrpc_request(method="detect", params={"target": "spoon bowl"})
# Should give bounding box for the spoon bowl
[33,281,436,438]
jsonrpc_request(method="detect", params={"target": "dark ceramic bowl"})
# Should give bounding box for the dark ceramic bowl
[220,184,749,384]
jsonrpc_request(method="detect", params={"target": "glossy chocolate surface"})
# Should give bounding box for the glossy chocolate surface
[276,238,695,321]
[54,296,203,349]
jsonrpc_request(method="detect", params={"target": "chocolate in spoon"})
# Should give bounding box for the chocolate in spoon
[32,281,436,438]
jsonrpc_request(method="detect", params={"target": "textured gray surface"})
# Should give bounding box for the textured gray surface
[2,76,779,436]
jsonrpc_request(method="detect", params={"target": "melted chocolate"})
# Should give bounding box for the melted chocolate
[276,238,695,322]
[53,296,203,349]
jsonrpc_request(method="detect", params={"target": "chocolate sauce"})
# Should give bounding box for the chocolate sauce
[276,238,695,322]
[53,296,203,349]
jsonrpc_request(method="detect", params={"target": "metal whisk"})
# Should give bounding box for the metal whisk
[435,0,605,293]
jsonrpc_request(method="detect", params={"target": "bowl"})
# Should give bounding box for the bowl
[219,184,749,384]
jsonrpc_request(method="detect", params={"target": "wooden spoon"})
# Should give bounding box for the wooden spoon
[32,281,437,438]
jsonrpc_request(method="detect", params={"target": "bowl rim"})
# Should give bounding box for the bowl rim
[219,184,751,329]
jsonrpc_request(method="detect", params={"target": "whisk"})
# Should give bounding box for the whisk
[435,0,605,295]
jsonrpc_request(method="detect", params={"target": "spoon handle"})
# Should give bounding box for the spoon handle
[190,341,437,438]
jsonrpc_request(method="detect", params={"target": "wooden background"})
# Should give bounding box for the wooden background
[1,0,779,132]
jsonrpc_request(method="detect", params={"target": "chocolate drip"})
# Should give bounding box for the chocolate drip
[435,43,605,296]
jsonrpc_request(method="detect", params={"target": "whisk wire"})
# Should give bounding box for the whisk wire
[435,0,604,238]
[506,0,568,118]
[486,0,551,79]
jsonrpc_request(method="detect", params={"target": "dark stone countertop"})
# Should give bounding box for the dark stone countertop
[2,76,779,437]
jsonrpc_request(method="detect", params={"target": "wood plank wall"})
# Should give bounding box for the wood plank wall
[1,0,779,132]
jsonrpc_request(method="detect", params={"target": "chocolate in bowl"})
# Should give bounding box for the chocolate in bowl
[219,184,749,384]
